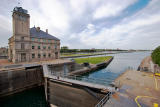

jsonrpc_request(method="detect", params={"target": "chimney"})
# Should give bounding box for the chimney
[36,27,40,32]
[46,29,48,34]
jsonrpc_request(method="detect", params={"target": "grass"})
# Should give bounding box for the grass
[61,53,91,57]
[61,53,109,57]
[74,56,112,64]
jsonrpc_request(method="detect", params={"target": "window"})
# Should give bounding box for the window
[21,37,24,41]
[38,46,41,49]
[48,46,50,49]
[32,45,35,49]
[38,38,41,42]
[48,53,51,57]
[55,44,57,50]
[38,54,41,58]
[43,46,46,49]
[21,43,25,49]
[32,53,35,58]
[48,40,51,43]
[43,53,46,58]
[31,38,35,41]
[43,39,46,42]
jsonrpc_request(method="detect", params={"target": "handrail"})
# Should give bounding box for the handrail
[47,63,116,87]
[64,75,112,85]
[49,70,113,86]
[95,92,111,107]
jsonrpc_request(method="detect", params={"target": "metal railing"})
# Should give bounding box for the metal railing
[65,75,112,86]
[95,92,111,107]
[49,70,113,86]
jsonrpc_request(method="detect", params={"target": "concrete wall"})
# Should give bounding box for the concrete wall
[154,64,160,73]
[47,80,104,107]
[0,67,44,97]
[70,57,113,75]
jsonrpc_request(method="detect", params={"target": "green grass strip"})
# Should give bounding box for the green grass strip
[75,56,112,64]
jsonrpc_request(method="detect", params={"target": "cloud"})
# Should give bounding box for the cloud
[0,0,160,50]
[67,0,160,49]
[93,0,137,19]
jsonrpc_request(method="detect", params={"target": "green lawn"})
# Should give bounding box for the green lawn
[61,53,91,57]
[74,56,112,64]
[61,53,108,57]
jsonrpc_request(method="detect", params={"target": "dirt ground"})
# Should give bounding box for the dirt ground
[105,70,160,107]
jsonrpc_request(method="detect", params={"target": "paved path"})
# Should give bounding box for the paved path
[105,70,160,107]
[0,59,72,71]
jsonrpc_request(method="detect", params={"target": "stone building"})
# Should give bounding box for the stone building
[8,7,60,63]
[0,47,8,56]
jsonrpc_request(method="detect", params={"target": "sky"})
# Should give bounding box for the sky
[0,0,160,50]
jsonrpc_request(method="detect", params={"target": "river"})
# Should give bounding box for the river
[0,51,151,107]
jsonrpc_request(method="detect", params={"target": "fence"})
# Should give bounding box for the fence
[95,92,111,107]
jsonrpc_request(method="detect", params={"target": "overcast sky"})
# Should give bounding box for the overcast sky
[0,0,160,49]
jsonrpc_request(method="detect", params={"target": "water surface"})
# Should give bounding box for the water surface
[0,86,47,107]
[81,51,151,85]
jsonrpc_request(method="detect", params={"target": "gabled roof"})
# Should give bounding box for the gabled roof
[30,27,60,41]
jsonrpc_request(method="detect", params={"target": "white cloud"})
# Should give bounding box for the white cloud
[93,0,137,19]
[0,0,160,49]
[0,15,11,31]
[68,0,160,49]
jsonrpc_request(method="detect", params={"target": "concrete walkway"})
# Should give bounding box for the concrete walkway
[105,70,160,107]
[0,59,72,71]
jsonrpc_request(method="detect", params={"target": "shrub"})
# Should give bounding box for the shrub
[151,46,160,66]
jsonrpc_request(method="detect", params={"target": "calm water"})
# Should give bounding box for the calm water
[0,86,47,107]
[0,51,151,107]
[82,51,151,84]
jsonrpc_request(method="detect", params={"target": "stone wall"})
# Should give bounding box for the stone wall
[154,64,160,73]
[0,67,44,97]
[138,56,160,73]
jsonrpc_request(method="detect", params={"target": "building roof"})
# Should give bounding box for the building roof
[30,27,60,41]
[13,7,28,14]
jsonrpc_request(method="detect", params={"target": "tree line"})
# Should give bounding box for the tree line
[60,46,127,53]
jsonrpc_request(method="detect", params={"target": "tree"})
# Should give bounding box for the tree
[151,46,160,66]
[60,46,69,53]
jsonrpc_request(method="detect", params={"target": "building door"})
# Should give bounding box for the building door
[55,52,58,59]
[21,53,26,62]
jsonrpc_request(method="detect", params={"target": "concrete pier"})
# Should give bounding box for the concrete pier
[0,67,44,97]
[105,70,160,107]
[0,59,74,97]
[69,57,113,75]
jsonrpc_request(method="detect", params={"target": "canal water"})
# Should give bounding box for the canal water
[0,86,47,107]
[81,51,151,85]
[0,51,151,107]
